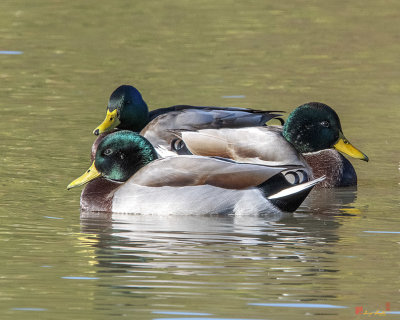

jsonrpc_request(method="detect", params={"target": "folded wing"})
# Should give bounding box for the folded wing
[125,155,286,189]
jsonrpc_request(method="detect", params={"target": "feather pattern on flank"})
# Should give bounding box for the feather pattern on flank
[179,127,310,168]
[112,185,279,215]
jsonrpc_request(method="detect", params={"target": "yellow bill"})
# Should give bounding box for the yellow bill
[67,162,101,190]
[93,109,120,135]
[334,132,369,162]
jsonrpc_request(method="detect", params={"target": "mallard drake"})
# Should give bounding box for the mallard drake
[68,131,324,214]
[169,102,368,188]
[92,85,283,149]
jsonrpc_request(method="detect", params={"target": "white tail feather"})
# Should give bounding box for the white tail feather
[268,176,326,200]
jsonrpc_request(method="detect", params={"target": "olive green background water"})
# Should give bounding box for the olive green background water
[0,0,399,319]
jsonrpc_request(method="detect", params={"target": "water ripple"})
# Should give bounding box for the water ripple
[363,231,400,234]
[12,308,47,311]
[153,318,263,320]
[0,51,23,55]
[62,276,99,280]
[249,302,347,308]
[152,311,212,316]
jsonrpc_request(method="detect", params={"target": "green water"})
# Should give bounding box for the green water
[0,0,399,319]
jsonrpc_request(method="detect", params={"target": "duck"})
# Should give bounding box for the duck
[167,102,368,188]
[68,130,325,215]
[92,85,283,149]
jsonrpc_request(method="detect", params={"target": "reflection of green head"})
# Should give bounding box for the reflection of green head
[283,102,342,153]
[107,85,150,132]
[95,131,158,181]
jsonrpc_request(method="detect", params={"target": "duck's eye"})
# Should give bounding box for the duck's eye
[104,148,113,156]
[320,120,330,128]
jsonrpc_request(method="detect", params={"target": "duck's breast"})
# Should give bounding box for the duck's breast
[80,178,120,212]
[303,149,357,187]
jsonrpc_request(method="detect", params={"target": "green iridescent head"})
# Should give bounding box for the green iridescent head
[68,131,158,189]
[283,102,341,153]
[283,102,368,161]
[93,85,150,135]
[95,131,157,181]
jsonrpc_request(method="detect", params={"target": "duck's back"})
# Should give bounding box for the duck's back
[148,105,281,123]
[142,106,282,149]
